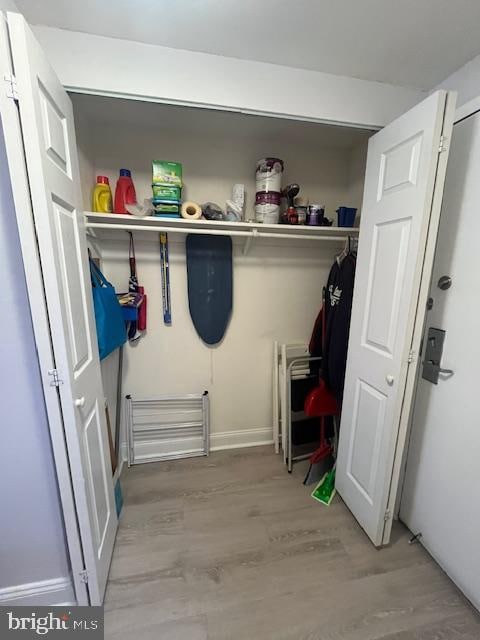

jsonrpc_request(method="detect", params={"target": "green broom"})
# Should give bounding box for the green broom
[311,463,336,506]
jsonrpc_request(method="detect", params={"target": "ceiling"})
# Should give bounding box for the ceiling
[71,94,373,149]
[16,0,480,89]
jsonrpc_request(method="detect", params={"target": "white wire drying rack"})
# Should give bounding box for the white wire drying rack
[126,392,210,465]
[273,341,322,469]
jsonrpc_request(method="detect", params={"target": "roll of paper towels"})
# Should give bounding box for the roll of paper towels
[181,201,202,220]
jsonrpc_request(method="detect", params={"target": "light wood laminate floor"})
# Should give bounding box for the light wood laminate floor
[104,446,479,639]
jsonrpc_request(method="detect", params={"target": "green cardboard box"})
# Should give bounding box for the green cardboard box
[152,160,182,187]
[153,202,181,214]
[151,184,182,201]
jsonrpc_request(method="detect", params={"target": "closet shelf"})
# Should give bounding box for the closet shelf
[84,212,359,255]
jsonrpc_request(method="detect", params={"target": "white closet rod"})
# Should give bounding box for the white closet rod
[87,222,352,242]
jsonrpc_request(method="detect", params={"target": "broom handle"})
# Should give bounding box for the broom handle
[322,286,327,346]
[321,287,328,450]
[320,416,326,443]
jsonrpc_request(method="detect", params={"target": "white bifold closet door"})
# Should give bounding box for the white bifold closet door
[5,13,117,603]
[336,90,456,546]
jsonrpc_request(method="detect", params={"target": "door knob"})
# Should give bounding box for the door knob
[386,375,394,386]
[75,397,85,407]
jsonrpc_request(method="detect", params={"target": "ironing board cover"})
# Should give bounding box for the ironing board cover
[186,234,233,345]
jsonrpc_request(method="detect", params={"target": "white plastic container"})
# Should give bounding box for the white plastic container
[255,158,284,193]
[255,190,280,223]
[255,203,280,224]
[232,183,245,208]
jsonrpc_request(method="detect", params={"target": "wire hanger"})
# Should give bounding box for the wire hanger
[350,235,358,256]
[336,235,359,266]
[336,236,350,266]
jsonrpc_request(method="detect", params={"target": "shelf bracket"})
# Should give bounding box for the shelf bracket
[243,228,258,256]
[85,214,98,239]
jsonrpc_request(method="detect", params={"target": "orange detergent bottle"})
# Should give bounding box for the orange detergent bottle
[92,176,113,213]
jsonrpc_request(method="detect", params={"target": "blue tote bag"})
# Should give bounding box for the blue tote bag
[90,259,126,360]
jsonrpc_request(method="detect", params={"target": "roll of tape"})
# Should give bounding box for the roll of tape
[181,201,202,220]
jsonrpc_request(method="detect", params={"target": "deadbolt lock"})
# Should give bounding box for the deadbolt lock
[422,327,454,384]
[437,275,452,290]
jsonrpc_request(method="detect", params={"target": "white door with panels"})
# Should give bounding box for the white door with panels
[5,13,117,603]
[336,91,455,546]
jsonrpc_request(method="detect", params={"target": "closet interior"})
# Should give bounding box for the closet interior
[71,93,373,466]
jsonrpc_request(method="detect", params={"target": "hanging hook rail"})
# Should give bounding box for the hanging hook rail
[86,222,356,242]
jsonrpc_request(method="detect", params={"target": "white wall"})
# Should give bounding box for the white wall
[100,237,336,448]
[0,0,18,11]
[75,103,365,447]
[74,96,369,220]
[33,24,425,129]
[0,120,72,602]
[74,107,95,211]
[435,53,480,109]
[347,144,368,220]
[90,127,360,223]
[400,109,480,612]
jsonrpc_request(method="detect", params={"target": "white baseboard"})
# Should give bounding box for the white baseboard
[210,427,274,451]
[0,577,75,606]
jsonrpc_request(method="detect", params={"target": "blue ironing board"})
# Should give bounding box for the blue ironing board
[186,234,233,345]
